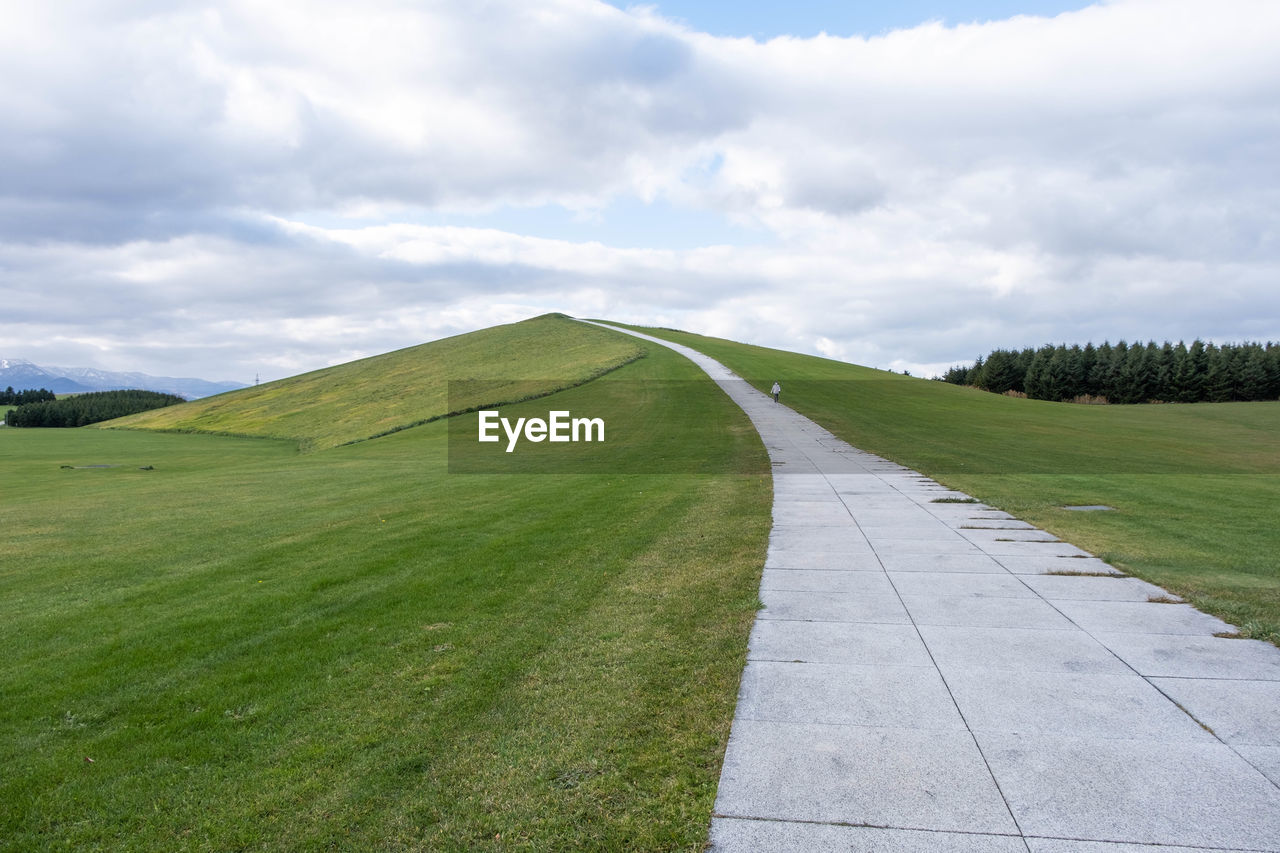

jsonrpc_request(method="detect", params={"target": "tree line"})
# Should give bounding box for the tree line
[941,341,1280,404]
[1,387,57,405]
[4,389,185,427]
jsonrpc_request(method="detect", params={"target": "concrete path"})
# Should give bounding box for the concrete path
[585,321,1280,852]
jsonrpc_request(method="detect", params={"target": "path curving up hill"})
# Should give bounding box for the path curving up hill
[586,320,1280,853]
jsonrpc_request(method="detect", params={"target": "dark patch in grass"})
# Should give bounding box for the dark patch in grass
[1148,595,1181,604]
[549,768,602,790]
[931,497,979,504]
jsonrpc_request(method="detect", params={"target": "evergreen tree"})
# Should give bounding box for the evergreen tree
[1080,343,1098,397]
[1239,346,1270,401]
[1117,344,1155,404]
[1153,342,1176,402]
[980,349,1020,394]
[1170,342,1191,402]
[1204,345,1233,402]
[1089,342,1113,397]
[1044,347,1073,402]
[1265,344,1280,400]
[1065,345,1088,399]
[1103,341,1129,402]
[1183,340,1208,402]
[1024,348,1052,399]
[968,354,986,389]
[1012,348,1035,393]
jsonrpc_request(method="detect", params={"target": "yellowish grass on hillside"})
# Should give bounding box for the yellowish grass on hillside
[105,314,643,450]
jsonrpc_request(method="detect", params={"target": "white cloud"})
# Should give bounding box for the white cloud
[1,0,1278,381]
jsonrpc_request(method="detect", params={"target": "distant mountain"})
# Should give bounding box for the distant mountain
[0,359,95,394]
[0,359,246,400]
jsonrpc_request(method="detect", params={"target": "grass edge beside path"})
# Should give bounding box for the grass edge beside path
[624,323,1280,647]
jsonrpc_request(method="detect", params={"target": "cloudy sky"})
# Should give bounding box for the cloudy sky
[3,0,1278,381]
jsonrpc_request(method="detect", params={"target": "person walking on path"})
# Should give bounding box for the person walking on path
[771,381,781,403]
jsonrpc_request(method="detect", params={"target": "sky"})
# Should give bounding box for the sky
[2,0,1278,382]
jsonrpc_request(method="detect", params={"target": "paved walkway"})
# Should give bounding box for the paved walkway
[587,322,1280,852]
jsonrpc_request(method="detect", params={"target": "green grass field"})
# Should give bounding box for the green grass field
[13,310,1277,850]
[628,324,1280,645]
[1,318,770,851]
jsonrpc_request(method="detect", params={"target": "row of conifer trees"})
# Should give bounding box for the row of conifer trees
[940,341,1280,404]
[4,389,185,427]
[1,387,56,405]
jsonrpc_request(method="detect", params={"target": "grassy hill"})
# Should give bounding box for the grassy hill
[106,314,644,451]
[1,318,770,851]
[627,323,1280,645]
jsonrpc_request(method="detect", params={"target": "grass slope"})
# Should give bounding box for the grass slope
[628,324,1280,645]
[1,323,771,851]
[106,314,643,451]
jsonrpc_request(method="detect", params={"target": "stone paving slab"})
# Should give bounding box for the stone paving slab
[760,567,899,594]
[765,549,883,571]
[956,519,1038,530]
[901,594,1076,629]
[769,525,871,552]
[748,619,933,666]
[877,552,1009,573]
[996,555,1122,575]
[957,527,1062,543]
[1091,632,1280,680]
[1026,840,1262,853]
[920,625,1131,675]
[1237,745,1280,785]
[963,510,1019,521]
[735,660,966,729]
[1149,677,1280,744]
[865,537,985,555]
[946,670,1216,741]
[715,720,1019,834]
[773,475,837,490]
[837,509,940,526]
[1020,574,1178,601]
[772,493,844,504]
[888,571,1034,598]
[975,732,1280,848]
[758,589,910,624]
[1054,600,1236,635]
[976,540,1093,558]
[773,501,856,525]
[709,818,1028,852]
[859,524,971,541]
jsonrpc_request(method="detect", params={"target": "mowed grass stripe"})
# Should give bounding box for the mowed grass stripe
[106,313,644,452]
[1,334,770,850]
[626,323,1280,645]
